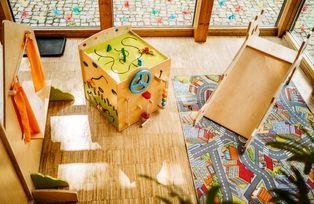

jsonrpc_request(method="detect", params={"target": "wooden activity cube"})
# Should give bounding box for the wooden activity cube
[78,26,171,131]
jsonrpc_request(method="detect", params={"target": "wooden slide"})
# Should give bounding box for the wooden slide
[194,11,312,147]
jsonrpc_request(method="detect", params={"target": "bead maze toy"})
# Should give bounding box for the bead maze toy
[193,11,312,149]
[78,26,171,131]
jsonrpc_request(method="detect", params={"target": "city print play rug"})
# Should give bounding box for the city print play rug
[172,75,314,203]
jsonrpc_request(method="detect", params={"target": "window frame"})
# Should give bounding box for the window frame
[283,0,314,81]
[0,0,305,41]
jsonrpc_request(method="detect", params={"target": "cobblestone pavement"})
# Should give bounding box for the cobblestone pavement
[9,0,100,27]
[113,0,196,27]
[9,0,284,28]
[8,0,314,63]
[113,0,285,27]
[210,0,284,26]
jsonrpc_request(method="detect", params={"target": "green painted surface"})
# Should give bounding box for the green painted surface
[49,86,74,101]
[84,83,118,127]
[31,173,69,189]
[84,32,166,82]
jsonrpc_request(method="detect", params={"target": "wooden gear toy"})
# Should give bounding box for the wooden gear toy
[129,69,152,94]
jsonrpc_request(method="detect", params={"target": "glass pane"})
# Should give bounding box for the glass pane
[8,0,100,28]
[113,0,197,27]
[210,0,285,27]
[291,1,314,64]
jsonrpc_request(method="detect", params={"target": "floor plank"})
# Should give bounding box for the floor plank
[22,36,313,203]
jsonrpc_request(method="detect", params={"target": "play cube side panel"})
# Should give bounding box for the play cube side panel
[79,50,119,127]
[117,59,171,131]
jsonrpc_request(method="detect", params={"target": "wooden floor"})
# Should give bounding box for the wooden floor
[33,36,313,203]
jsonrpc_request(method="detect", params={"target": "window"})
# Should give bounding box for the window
[2,0,310,45]
[112,0,197,27]
[290,0,314,64]
[8,0,100,28]
[210,0,286,27]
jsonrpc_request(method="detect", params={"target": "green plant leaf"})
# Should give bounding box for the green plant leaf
[287,155,314,175]
[139,174,192,204]
[300,124,314,144]
[267,142,303,155]
[271,167,311,204]
[273,134,312,152]
[206,185,220,204]
[155,195,172,204]
[291,166,311,204]
[303,162,312,175]
[270,189,296,204]
[287,154,314,163]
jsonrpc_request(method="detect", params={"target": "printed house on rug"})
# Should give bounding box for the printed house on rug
[79,26,171,131]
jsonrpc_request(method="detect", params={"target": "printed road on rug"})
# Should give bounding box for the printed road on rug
[172,75,314,203]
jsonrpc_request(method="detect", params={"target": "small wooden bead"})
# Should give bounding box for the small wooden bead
[142,91,151,99]
[141,112,150,120]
